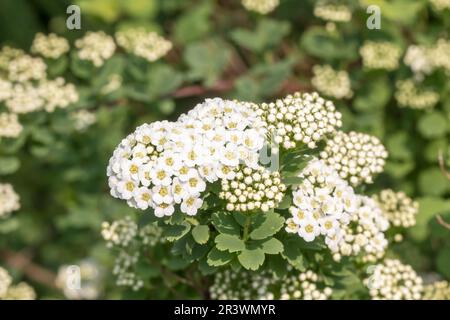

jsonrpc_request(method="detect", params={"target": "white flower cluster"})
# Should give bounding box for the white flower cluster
[311,65,353,99]
[116,28,172,62]
[0,267,12,298]
[113,251,143,291]
[31,33,70,59]
[107,98,266,217]
[0,266,36,300]
[280,270,333,300]
[359,41,402,71]
[285,159,358,246]
[140,223,165,247]
[0,112,22,138]
[210,269,274,300]
[0,183,20,218]
[241,0,279,14]
[332,196,389,263]
[56,260,102,300]
[0,48,78,114]
[101,216,138,248]
[7,54,46,82]
[320,131,388,186]
[395,79,439,110]
[423,281,450,300]
[75,31,116,67]
[430,0,450,11]
[219,165,286,212]
[210,268,332,300]
[314,2,352,22]
[365,259,423,300]
[71,109,97,132]
[404,39,450,78]
[256,92,342,149]
[374,189,418,228]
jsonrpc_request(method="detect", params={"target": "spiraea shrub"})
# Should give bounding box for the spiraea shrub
[0,0,449,300]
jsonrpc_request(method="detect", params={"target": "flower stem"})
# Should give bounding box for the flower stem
[242,216,252,241]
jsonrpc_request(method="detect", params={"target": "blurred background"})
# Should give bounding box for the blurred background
[0,0,449,299]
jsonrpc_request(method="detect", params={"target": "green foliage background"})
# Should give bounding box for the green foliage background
[0,0,449,299]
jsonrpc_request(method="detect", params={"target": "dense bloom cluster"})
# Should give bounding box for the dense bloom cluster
[365,259,423,300]
[56,260,102,300]
[0,48,78,114]
[31,33,70,59]
[0,266,36,300]
[320,131,388,186]
[404,39,450,78]
[285,159,358,246]
[311,65,353,99]
[430,0,450,12]
[71,109,97,132]
[395,79,439,110]
[75,31,116,67]
[332,196,389,263]
[0,267,12,298]
[314,2,352,22]
[280,270,332,300]
[2,282,36,300]
[0,112,22,138]
[210,268,332,300]
[423,281,450,300]
[256,92,342,149]
[116,28,172,62]
[374,189,418,228]
[359,41,402,71]
[241,0,279,14]
[0,183,20,218]
[113,251,143,291]
[219,165,286,212]
[107,98,266,217]
[101,216,138,248]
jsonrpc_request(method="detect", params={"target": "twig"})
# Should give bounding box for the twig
[172,79,235,98]
[0,249,57,289]
[438,149,450,180]
[436,214,450,230]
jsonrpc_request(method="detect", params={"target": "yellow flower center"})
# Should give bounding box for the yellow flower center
[141,193,151,201]
[189,178,198,188]
[126,182,134,191]
[305,225,314,233]
[130,164,138,174]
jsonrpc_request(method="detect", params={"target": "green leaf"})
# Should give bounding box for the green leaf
[277,193,292,210]
[147,64,183,99]
[192,225,210,244]
[162,222,191,242]
[418,112,448,139]
[230,19,290,53]
[418,168,449,196]
[238,248,265,270]
[360,0,425,26]
[207,247,233,266]
[282,176,304,186]
[249,211,285,240]
[184,39,231,87]
[137,211,158,228]
[436,247,450,279]
[215,234,245,253]
[409,197,450,241]
[300,27,358,61]
[258,238,284,255]
[0,156,20,175]
[212,211,241,236]
[174,2,212,44]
